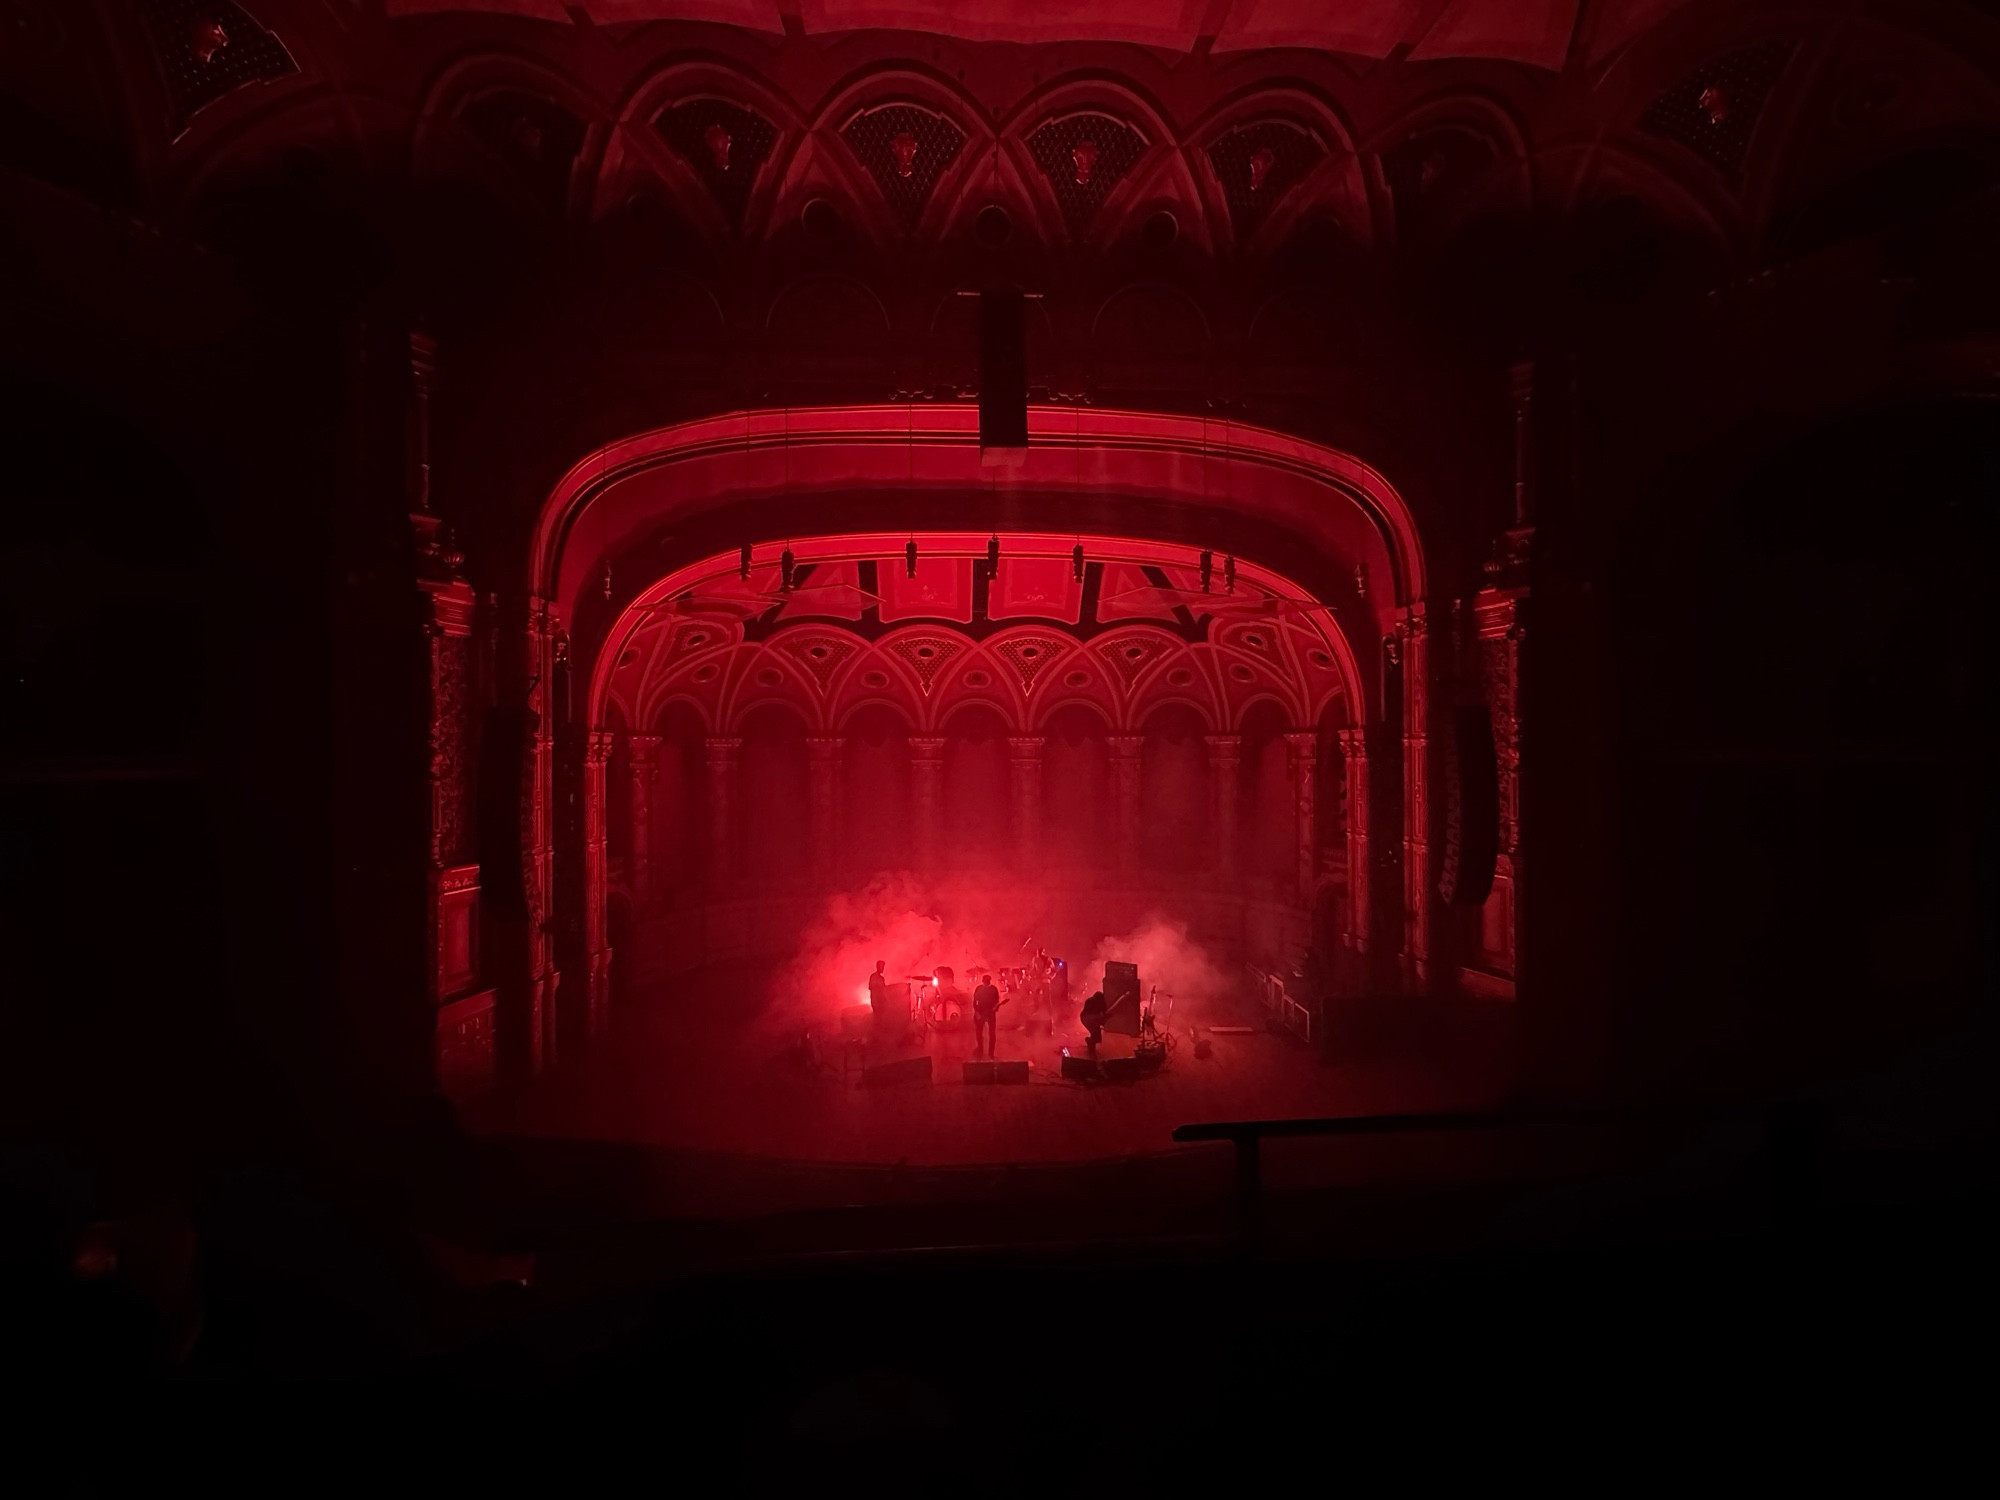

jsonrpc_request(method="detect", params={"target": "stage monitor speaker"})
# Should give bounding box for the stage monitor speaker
[862,1055,933,1087]
[979,289,1028,453]
[963,1060,1030,1085]
[1060,1054,1100,1081]
[1102,1055,1147,1083]
[1102,960,1141,1036]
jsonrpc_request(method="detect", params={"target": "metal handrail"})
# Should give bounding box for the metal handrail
[1172,1109,1686,1254]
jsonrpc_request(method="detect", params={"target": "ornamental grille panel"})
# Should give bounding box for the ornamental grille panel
[992,635,1072,694]
[460,92,586,215]
[1095,633,1170,689]
[842,103,967,232]
[774,633,858,692]
[1207,121,1326,239]
[656,98,779,231]
[1640,41,1795,179]
[1026,113,1148,240]
[136,1,297,137]
[887,634,964,694]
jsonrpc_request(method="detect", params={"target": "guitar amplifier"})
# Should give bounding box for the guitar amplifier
[1059,1054,1100,1081]
[1102,960,1141,1035]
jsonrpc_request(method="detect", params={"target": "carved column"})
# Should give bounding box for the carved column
[1338,727,1371,957]
[1285,731,1318,904]
[1472,551,1530,992]
[1206,735,1241,882]
[628,734,661,912]
[1107,735,1145,878]
[807,737,844,884]
[525,597,560,1075]
[1399,607,1431,986]
[583,730,613,1039]
[704,736,741,889]
[1007,736,1045,872]
[908,737,948,875]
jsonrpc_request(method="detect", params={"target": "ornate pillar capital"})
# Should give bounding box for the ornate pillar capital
[807,735,846,763]
[1006,735,1046,759]
[1106,734,1145,761]
[628,732,662,772]
[704,735,742,766]
[906,735,949,762]
[586,728,614,765]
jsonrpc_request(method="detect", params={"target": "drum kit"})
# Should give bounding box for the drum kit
[904,961,1034,1035]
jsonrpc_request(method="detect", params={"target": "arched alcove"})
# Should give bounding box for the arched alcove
[1141,703,1212,877]
[738,702,810,890]
[842,703,913,880]
[1241,699,1294,893]
[1043,703,1111,874]
[942,702,1009,869]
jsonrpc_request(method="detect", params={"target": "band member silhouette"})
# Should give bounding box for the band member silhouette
[971,973,1004,1059]
[1079,988,1107,1055]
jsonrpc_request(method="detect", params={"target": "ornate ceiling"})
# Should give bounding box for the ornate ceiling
[602,533,1353,735]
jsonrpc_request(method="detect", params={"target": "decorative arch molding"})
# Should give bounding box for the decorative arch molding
[533,404,1426,659]
[607,57,807,244]
[804,66,996,242]
[413,52,609,219]
[1189,85,1371,254]
[594,533,1374,748]
[998,77,1195,250]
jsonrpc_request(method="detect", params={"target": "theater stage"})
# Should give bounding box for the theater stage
[469,966,1515,1172]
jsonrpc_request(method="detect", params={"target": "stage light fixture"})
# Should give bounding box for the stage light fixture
[781,546,796,591]
[740,543,752,580]
[986,533,1001,579]
[1072,542,1085,582]
[1199,550,1213,593]
[906,538,919,578]
[1224,554,1237,594]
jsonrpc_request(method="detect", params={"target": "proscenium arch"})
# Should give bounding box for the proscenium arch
[591,533,1371,742]
[532,404,1426,673]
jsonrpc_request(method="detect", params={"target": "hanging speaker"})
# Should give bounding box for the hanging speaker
[979,288,1028,453]
[1437,703,1499,907]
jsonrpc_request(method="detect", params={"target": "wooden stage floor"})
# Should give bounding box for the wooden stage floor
[474,969,1515,1173]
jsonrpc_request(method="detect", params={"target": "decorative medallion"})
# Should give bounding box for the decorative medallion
[1207,121,1326,239]
[773,632,858,692]
[1220,620,1284,664]
[886,634,964,695]
[460,91,586,215]
[1027,113,1148,239]
[1640,41,1794,180]
[668,621,730,662]
[135,1,297,138]
[992,634,1072,694]
[656,98,778,230]
[842,103,966,232]
[1094,633,1171,689]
